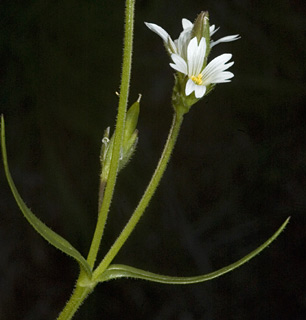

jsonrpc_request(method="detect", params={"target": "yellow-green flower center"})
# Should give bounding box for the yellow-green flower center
[190,74,203,85]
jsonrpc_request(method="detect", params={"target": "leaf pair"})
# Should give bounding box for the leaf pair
[1,114,290,287]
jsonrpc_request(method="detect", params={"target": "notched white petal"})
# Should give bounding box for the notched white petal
[187,37,201,75]
[170,54,188,74]
[200,52,235,87]
[203,53,233,74]
[193,38,206,75]
[208,71,234,83]
[187,37,199,58]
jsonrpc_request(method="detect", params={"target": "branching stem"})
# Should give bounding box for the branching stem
[93,111,184,280]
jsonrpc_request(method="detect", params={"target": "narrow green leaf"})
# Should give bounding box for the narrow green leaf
[98,217,290,284]
[1,115,92,278]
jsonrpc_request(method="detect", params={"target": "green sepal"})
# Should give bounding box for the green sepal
[172,74,217,115]
[191,11,211,59]
[124,97,140,143]
[100,96,140,180]
[100,128,114,182]
[100,126,111,165]
[97,217,289,284]
[1,115,92,278]
[118,131,138,171]
[172,74,199,114]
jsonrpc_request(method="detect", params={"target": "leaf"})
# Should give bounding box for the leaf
[98,217,290,284]
[1,115,92,278]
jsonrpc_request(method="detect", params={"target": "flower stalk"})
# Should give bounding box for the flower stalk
[92,110,185,280]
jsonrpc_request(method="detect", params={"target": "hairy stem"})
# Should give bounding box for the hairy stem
[93,111,185,280]
[57,1,136,318]
[57,285,93,320]
[86,0,135,269]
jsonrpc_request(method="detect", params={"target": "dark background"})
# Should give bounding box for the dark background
[0,0,305,319]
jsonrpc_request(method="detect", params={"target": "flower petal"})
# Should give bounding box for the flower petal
[208,71,234,83]
[177,29,192,59]
[185,78,196,96]
[201,54,234,85]
[176,20,193,59]
[210,34,240,48]
[145,22,177,53]
[202,54,233,74]
[194,84,207,98]
[187,37,198,75]
[182,18,193,30]
[145,22,169,42]
[194,38,207,75]
[209,25,220,36]
[187,37,206,76]
[170,54,188,74]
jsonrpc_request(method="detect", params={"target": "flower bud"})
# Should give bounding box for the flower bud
[100,127,113,181]
[123,96,140,145]
[191,11,211,59]
[100,96,140,181]
[100,127,111,164]
[118,130,138,171]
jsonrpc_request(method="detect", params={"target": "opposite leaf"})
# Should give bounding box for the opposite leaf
[1,116,92,278]
[98,217,289,284]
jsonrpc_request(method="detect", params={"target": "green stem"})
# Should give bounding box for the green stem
[57,274,94,320]
[98,179,106,212]
[93,111,185,280]
[86,0,135,269]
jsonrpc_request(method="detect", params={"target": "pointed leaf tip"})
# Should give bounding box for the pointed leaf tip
[1,118,92,278]
[97,218,290,285]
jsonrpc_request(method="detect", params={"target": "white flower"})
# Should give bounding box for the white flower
[170,37,234,98]
[145,17,238,99]
[145,18,239,57]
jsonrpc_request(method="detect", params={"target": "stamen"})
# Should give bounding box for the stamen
[190,73,203,85]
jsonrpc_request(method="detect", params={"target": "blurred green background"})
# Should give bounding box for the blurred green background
[1,0,305,319]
